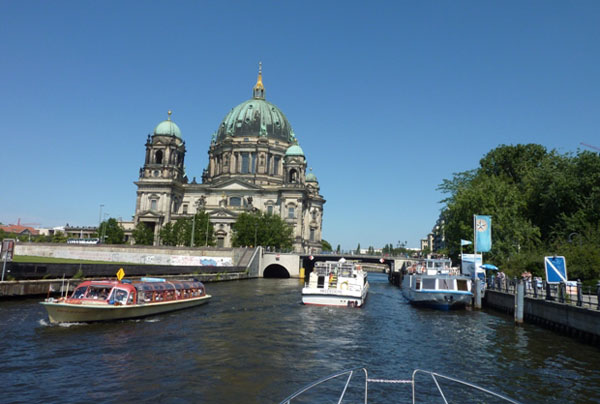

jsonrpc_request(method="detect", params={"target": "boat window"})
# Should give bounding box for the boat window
[86,286,111,300]
[422,278,436,290]
[415,279,421,290]
[72,286,88,299]
[457,279,469,291]
[110,288,129,304]
[438,278,454,290]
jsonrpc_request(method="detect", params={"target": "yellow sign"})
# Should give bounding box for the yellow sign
[116,268,125,281]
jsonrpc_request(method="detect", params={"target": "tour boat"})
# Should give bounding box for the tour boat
[401,257,473,310]
[40,277,211,323]
[279,367,521,404]
[302,259,369,307]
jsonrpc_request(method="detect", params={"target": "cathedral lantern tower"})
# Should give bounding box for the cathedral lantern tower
[134,111,187,244]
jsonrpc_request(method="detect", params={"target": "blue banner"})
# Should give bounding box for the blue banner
[460,239,472,246]
[475,215,492,252]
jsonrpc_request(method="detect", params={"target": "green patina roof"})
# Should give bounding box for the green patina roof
[306,171,318,182]
[154,119,182,139]
[216,98,293,142]
[285,144,304,156]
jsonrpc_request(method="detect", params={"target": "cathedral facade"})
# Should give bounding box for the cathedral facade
[133,67,325,253]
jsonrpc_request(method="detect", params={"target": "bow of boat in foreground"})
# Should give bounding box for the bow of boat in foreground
[279,367,522,404]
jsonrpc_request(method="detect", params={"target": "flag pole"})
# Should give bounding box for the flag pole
[473,215,477,281]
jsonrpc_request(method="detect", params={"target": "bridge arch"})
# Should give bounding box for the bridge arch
[263,264,290,278]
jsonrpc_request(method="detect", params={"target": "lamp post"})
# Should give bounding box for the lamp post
[191,214,196,247]
[205,217,210,247]
[568,232,581,245]
[98,204,104,242]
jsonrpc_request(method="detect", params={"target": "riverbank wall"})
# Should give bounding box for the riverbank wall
[484,290,600,344]
[1,243,260,298]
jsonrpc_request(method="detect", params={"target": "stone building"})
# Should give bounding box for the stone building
[133,66,325,253]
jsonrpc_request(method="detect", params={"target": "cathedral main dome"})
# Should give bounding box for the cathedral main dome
[215,65,294,143]
[215,99,293,142]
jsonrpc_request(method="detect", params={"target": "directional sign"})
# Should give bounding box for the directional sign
[116,268,125,281]
[544,256,567,284]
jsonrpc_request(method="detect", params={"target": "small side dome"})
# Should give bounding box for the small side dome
[285,144,304,156]
[306,171,318,182]
[154,111,182,138]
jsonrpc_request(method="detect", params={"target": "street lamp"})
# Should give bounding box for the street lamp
[568,232,581,245]
[98,204,104,242]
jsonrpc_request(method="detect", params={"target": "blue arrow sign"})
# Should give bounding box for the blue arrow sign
[544,256,567,284]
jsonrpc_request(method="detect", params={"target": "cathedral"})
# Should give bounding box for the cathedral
[133,66,325,253]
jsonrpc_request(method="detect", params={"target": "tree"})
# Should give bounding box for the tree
[232,211,293,250]
[51,231,68,243]
[336,244,341,253]
[159,213,214,247]
[321,239,333,251]
[355,243,361,254]
[99,218,125,244]
[132,222,154,245]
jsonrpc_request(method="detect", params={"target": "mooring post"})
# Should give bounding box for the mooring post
[515,279,524,324]
[473,278,482,309]
[576,279,583,307]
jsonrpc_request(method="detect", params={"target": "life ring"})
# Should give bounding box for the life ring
[340,282,349,290]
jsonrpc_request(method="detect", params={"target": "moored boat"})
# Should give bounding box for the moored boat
[40,276,211,323]
[401,257,472,310]
[302,259,368,307]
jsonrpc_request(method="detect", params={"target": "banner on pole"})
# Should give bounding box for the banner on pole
[475,215,492,252]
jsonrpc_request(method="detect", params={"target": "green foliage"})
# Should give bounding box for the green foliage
[321,239,333,251]
[355,243,361,254]
[98,218,125,244]
[336,244,341,253]
[160,212,214,247]
[132,222,154,245]
[439,144,600,281]
[231,211,293,250]
[51,231,68,243]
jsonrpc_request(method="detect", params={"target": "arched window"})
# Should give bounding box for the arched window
[155,150,163,164]
[289,169,298,183]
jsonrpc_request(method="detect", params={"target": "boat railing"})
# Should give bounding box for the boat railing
[278,367,522,404]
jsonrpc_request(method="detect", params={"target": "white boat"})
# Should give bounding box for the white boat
[279,367,522,404]
[40,277,211,323]
[302,259,369,307]
[401,257,473,310]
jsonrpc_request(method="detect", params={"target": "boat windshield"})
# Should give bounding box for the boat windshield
[109,288,129,304]
[85,286,112,300]
[72,286,88,299]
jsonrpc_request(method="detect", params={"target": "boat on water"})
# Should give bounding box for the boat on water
[40,276,211,324]
[279,367,521,404]
[400,257,473,310]
[302,259,369,307]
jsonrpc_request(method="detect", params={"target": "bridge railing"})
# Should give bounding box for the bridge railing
[487,278,600,310]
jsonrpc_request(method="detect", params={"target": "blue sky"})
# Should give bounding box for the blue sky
[1,1,599,250]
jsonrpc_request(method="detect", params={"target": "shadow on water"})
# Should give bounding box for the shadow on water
[0,273,599,403]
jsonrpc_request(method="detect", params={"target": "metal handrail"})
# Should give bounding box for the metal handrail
[279,367,521,404]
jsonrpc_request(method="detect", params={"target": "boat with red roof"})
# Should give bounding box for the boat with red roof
[40,274,211,324]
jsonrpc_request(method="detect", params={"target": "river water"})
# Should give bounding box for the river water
[1,273,599,403]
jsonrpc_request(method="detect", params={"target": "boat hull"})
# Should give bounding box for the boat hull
[40,295,211,324]
[302,284,368,307]
[401,289,472,310]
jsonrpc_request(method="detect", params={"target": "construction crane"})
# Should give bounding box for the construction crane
[580,142,600,152]
[16,218,41,227]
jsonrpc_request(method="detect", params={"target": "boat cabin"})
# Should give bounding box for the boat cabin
[410,275,471,293]
[66,279,206,305]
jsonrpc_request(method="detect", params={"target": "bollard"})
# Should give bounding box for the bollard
[515,279,524,324]
[473,278,482,309]
[533,280,538,298]
[597,281,600,310]
[576,279,583,307]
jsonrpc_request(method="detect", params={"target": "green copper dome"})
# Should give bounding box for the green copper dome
[154,112,182,138]
[285,144,304,156]
[216,99,293,142]
[306,171,318,182]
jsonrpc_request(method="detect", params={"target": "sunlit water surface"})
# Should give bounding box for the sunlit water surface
[1,273,599,403]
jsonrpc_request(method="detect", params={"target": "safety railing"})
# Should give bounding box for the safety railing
[487,278,600,310]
